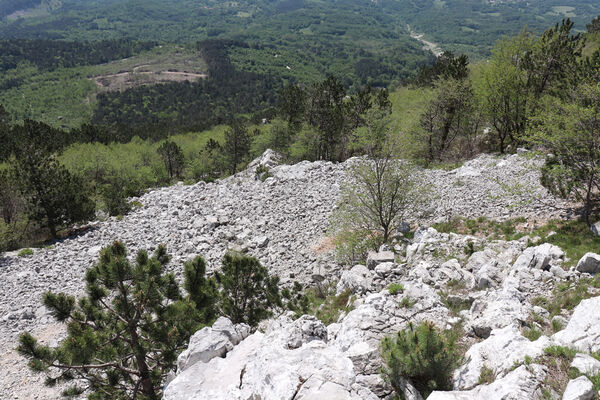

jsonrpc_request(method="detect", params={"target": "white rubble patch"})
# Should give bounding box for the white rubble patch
[553,297,600,353]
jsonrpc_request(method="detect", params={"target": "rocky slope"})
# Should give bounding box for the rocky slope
[0,151,577,399]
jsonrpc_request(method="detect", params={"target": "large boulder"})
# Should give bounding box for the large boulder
[576,253,600,274]
[571,354,600,376]
[453,324,552,390]
[562,376,594,400]
[428,364,546,400]
[366,251,395,270]
[337,265,373,295]
[553,296,600,353]
[466,286,530,339]
[164,315,378,400]
[512,243,564,271]
[176,317,251,372]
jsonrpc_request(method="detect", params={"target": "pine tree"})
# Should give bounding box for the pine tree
[380,322,462,399]
[184,256,218,323]
[215,252,282,326]
[223,121,250,174]
[13,153,95,238]
[157,140,185,180]
[17,242,204,399]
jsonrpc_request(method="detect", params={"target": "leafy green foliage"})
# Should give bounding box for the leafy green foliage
[184,256,218,323]
[523,326,543,341]
[544,345,577,360]
[17,241,202,399]
[215,252,282,326]
[17,248,33,256]
[380,321,462,399]
[416,76,478,162]
[531,83,600,223]
[0,39,155,72]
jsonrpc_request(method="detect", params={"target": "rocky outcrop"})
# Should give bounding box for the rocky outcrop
[164,315,379,400]
[429,364,546,400]
[553,297,600,353]
[176,317,250,372]
[453,324,551,390]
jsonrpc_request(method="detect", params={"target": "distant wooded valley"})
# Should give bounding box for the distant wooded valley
[0,0,599,252]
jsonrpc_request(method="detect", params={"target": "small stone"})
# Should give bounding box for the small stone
[366,251,395,270]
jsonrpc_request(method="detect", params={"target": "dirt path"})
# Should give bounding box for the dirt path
[407,24,443,57]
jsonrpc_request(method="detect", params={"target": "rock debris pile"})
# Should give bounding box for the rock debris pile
[0,151,581,399]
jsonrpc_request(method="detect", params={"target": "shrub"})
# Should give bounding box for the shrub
[523,326,543,341]
[381,321,462,398]
[478,365,496,385]
[388,283,405,295]
[255,164,272,181]
[399,296,417,308]
[552,318,564,333]
[17,248,33,256]
[544,345,577,360]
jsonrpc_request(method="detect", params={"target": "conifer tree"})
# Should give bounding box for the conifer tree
[18,241,203,399]
[215,252,282,326]
[223,121,251,174]
[14,153,95,238]
[157,140,185,180]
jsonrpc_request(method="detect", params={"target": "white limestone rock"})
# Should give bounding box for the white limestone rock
[571,354,600,376]
[576,253,600,274]
[453,324,552,390]
[164,315,378,400]
[553,297,600,353]
[176,317,250,372]
[429,364,546,400]
[562,376,594,400]
[366,251,395,270]
[512,243,564,271]
[337,265,373,295]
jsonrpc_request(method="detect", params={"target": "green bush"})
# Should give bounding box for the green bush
[381,321,462,399]
[388,283,405,295]
[17,248,33,256]
[255,164,272,181]
[478,365,496,385]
